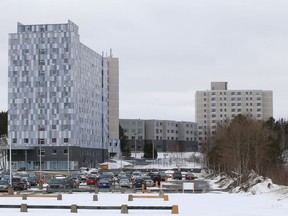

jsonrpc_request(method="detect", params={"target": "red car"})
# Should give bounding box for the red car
[185,173,197,180]
[86,176,97,185]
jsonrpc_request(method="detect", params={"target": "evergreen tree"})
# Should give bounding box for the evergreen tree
[143,142,158,159]
[0,111,8,136]
[119,125,131,157]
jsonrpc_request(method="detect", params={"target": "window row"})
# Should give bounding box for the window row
[207,91,261,96]
[12,138,69,144]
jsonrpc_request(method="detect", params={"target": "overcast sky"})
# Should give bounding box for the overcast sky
[1,0,288,121]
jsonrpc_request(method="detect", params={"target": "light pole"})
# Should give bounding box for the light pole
[39,144,42,179]
[9,139,12,186]
[67,144,70,176]
[133,132,138,168]
[152,138,155,165]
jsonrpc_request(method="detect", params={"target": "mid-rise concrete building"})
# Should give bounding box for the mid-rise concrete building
[120,119,198,153]
[195,82,273,144]
[7,21,119,171]
[107,50,120,156]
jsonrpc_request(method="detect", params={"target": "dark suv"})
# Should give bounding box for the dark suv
[12,177,28,190]
[172,171,183,180]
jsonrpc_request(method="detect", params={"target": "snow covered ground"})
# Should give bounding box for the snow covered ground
[0,189,288,216]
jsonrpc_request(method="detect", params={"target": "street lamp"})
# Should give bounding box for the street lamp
[152,138,155,165]
[9,138,12,186]
[67,144,70,176]
[39,144,42,179]
[133,132,139,168]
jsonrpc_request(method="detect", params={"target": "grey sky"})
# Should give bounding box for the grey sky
[1,0,288,121]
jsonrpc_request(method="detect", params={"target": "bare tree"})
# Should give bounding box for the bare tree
[206,115,284,183]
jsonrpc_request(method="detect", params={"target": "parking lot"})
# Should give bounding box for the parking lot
[0,168,210,194]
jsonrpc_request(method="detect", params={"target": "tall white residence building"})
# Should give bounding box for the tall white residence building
[8,21,119,170]
[195,82,273,144]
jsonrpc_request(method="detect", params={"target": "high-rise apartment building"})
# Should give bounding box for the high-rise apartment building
[195,82,273,144]
[8,21,119,170]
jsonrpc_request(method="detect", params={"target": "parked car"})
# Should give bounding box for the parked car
[86,176,97,185]
[172,171,183,180]
[98,178,111,188]
[142,176,154,187]
[99,172,115,183]
[63,178,77,189]
[131,171,142,181]
[71,175,81,187]
[117,171,127,180]
[47,178,67,190]
[46,178,75,193]
[133,178,146,189]
[185,172,197,180]
[159,171,168,181]
[0,179,9,192]
[149,172,161,185]
[12,177,28,190]
[27,176,39,186]
[119,178,131,188]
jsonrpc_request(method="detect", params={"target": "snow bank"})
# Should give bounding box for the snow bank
[210,171,284,195]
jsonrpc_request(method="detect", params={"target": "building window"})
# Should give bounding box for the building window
[64,149,68,155]
[52,48,58,54]
[12,138,17,144]
[64,138,69,143]
[52,138,56,143]
[38,71,45,76]
[63,125,70,130]
[24,138,29,143]
[38,114,45,120]
[38,139,45,145]
[38,149,45,156]
[52,149,57,155]
[39,49,45,54]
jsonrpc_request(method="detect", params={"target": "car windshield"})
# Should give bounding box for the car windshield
[50,179,63,184]
[0,180,8,184]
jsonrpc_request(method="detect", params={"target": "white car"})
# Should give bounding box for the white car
[119,178,131,188]
[142,176,154,187]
